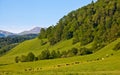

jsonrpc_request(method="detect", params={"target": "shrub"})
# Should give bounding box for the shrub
[38,50,50,60]
[79,47,93,55]
[20,55,27,62]
[15,56,20,63]
[49,50,57,59]
[27,52,35,62]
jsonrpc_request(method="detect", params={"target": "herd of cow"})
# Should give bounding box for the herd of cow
[0,53,113,75]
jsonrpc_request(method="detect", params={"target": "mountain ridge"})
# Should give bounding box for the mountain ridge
[19,27,42,35]
[0,27,43,37]
[0,30,15,37]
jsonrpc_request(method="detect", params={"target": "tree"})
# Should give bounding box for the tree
[27,52,35,62]
[66,31,73,39]
[113,42,120,51]
[49,50,56,59]
[15,56,19,63]
[37,0,120,52]
[38,28,46,39]
[49,37,56,45]
[20,55,27,62]
[71,48,78,55]
[56,50,61,58]
[79,47,93,55]
[38,50,50,60]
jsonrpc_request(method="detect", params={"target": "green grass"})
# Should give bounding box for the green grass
[0,38,120,75]
[0,38,81,64]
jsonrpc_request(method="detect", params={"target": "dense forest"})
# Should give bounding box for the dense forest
[0,34,38,56]
[38,0,120,52]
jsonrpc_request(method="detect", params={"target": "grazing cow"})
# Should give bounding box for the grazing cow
[57,65,61,67]
[36,67,42,71]
[40,67,42,70]
[24,69,27,71]
[66,64,70,66]
[28,68,32,71]
[111,53,113,56]
[96,58,100,60]
[24,67,33,72]
[102,58,104,60]
[75,61,80,64]
[36,68,39,70]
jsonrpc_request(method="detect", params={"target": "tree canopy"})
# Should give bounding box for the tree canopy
[38,0,120,51]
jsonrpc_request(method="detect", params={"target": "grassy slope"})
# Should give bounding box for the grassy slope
[0,38,120,75]
[0,38,80,64]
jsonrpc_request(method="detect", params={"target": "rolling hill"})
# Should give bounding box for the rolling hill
[0,38,120,75]
[0,0,120,75]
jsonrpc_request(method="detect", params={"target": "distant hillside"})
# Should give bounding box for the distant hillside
[0,27,42,37]
[0,30,15,37]
[0,34,38,56]
[19,27,41,35]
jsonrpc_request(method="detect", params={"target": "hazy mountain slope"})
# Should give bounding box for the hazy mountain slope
[0,30,15,37]
[19,27,41,35]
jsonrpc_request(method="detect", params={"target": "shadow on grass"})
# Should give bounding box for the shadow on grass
[0,64,9,66]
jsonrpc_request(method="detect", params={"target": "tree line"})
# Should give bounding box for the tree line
[15,47,92,63]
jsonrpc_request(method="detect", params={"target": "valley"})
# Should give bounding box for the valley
[0,0,120,75]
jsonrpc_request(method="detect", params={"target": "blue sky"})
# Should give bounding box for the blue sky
[0,0,97,33]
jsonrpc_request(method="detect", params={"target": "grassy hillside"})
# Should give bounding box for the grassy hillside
[0,0,120,74]
[0,38,81,64]
[0,38,120,75]
[0,34,38,56]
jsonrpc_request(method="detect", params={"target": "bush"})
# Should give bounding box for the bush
[15,56,20,63]
[15,47,92,63]
[71,48,78,55]
[27,52,35,62]
[79,47,93,55]
[38,50,50,60]
[49,37,56,45]
[49,50,61,59]
[20,55,27,62]
[49,50,57,59]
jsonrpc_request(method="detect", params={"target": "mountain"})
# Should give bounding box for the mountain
[0,30,15,37]
[19,27,41,35]
[0,27,42,37]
